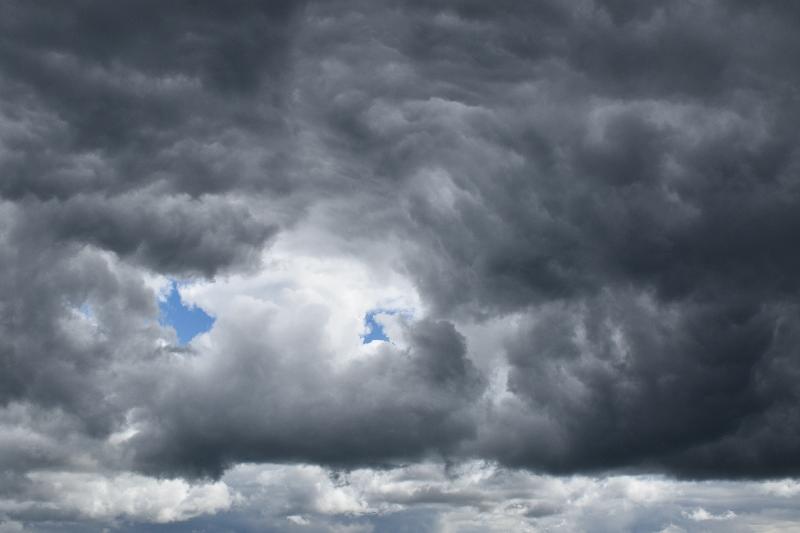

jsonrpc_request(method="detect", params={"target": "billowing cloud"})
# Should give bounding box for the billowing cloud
[2,0,800,530]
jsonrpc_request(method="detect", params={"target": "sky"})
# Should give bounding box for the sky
[2,1,800,531]
[158,281,215,345]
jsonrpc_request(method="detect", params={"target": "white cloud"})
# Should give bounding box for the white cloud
[180,233,422,365]
[0,522,25,533]
[25,471,233,523]
[216,462,800,533]
[759,480,800,498]
[683,507,737,521]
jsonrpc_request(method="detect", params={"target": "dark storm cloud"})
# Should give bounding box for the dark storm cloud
[489,292,800,477]
[1,214,164,433]
[22,192,277,277]
[309,0,800,316]
[3,0,800,511]
[128,318,484,478]
[278,0,800,478]
[0,0,302,196]
[0,0,302,495]
[0,0,296,278]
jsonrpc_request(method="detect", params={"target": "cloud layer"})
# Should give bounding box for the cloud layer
[3,0,800,530]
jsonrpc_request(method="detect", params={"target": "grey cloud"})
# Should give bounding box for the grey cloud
[0,0,302,197]
[278,0,800,478]
[25,192,277,277]
[0,0,296,280]
[485,291,799,477]
[0,1,291,468]
[128,318,485,478]
[2,4,800,531]
[1,230,165,436]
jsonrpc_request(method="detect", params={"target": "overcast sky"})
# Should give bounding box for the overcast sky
[2,1,800,531]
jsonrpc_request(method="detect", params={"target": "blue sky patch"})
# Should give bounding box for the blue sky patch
[78,303,93,319]
[158,281,215,345]
[362,309,412,344]
[362,310,390,343]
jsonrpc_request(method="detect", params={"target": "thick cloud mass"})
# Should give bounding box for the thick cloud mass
[129,317,483,478]
[3,0,800,530]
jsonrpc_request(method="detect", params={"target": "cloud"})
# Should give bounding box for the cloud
[9,461,785,533]
[683,508,736,522]
[24,471,233,523]
[2,0,800,530]
[0,470,232,527]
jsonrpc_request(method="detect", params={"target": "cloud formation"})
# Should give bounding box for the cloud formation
[2,0,800,530]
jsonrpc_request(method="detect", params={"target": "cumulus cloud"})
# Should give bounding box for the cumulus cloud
[683,508,736,522]
[20,471,233,523]
[2,0,800,530]
[0,461,781,532]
